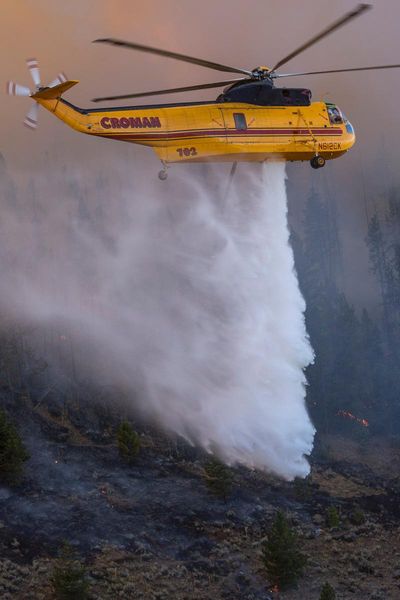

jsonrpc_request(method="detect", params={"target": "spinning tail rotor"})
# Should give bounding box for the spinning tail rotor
[6,58,68,129]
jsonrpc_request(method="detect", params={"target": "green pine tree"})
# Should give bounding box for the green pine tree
[319,581,336,600]
[51,543,89,600]
[203,457,232,502]
[366,211,393,340]
[262,511,307,590]
[0,408,29,482]
[117,421,140,464]
[325,506,340,529]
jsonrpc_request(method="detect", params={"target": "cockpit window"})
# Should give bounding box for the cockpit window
[327,105,343,125]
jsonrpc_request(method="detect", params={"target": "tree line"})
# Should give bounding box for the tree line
[291,181,400,437]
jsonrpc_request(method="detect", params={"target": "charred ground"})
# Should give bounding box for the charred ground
[1,389,400,600]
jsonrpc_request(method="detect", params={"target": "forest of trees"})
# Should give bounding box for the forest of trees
[291,181,400,438]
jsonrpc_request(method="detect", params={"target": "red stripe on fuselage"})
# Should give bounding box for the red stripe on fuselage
[93,127,342,142]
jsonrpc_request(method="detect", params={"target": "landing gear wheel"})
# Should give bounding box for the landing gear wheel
[310,155,326,169]
[158,169,168,181]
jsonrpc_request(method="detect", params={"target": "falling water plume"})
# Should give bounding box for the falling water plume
[0,160,315,479]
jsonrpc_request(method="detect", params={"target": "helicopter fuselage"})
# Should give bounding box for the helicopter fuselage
[34,80,355,166]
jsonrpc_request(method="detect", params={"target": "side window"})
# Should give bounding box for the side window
[233,113,247,130]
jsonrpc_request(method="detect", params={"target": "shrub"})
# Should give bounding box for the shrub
[293,475,313,501]
[204,457,232,502]
[325,506,340,528]
[117,421,140,464]
[262,511,307,590]
[51,543,89,600]
[0,408,29,482]
[350,506,366,526]
[319,582,336,600]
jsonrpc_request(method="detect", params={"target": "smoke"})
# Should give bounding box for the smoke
[0,160,314,479]
[3,0,400,312]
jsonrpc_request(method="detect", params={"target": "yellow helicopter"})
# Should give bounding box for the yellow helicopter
[7,3,400,179]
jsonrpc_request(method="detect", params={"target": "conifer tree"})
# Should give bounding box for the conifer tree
[325,506,340,529]
[0,408,29,482]
[319,582,336,600]
[117,421,140,464]
[51,543,89,600]
[262,511,306,590]
[203,457,232,502]
[366,212,392,336]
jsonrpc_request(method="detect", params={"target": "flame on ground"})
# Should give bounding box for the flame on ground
[337,410,369,428]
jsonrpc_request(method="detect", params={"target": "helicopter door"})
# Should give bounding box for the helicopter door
[225,110,251,143]
[164,106,227,162]
[222,107,268,151]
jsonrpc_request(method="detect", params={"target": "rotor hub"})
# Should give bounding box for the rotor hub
[251,66,272,80]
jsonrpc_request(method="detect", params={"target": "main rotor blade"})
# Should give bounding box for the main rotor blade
[271,3,372,73]
[93,38,252,77]
[92,78,245,103]
[273,64,400,78]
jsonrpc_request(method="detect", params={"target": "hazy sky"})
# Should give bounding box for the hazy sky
[1,0,400,305]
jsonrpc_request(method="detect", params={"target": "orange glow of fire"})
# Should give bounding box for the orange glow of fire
[337,410,369,428]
